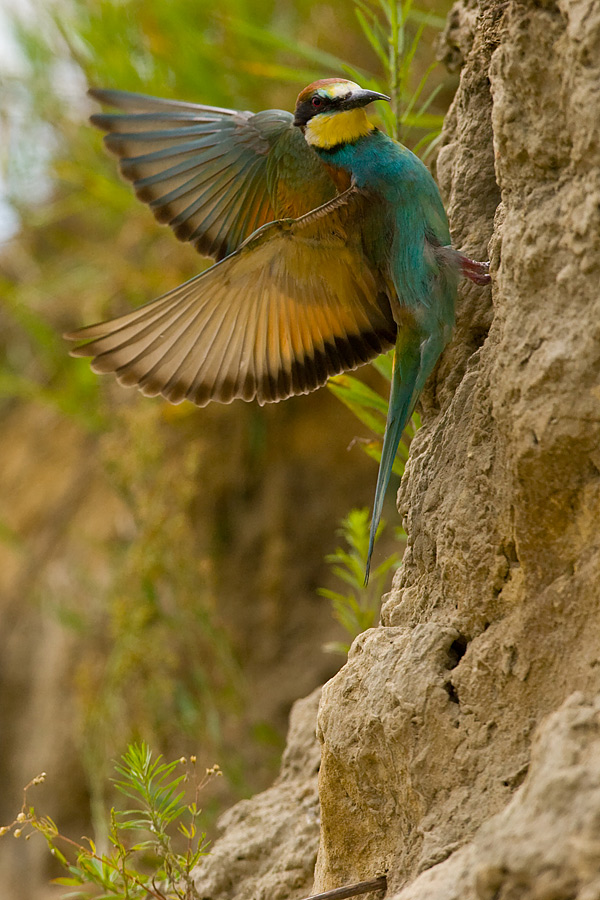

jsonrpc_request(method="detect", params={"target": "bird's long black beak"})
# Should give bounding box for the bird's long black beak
[344,88,391,110]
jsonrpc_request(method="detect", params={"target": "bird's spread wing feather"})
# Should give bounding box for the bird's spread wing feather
[66,189,397,406]
[89,89,336,260]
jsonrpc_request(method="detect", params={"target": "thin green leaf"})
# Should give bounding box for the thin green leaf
[355,9,388,68]
[227,18,372,78]
[422,131,444,162]
[400,61,438,123]
[405,8,447,28]
[411,128,442,156]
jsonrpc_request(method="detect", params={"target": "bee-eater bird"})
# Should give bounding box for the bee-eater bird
[67,79,490,580]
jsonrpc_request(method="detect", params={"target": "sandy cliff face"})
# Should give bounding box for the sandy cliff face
[315,0,600,893]
[192,0,600,896]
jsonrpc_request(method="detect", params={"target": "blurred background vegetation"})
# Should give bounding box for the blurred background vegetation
[0,0,455,896]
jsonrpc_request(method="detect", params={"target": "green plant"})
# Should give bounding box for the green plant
[320,360,419,649]
[320,0,442,630]
[1,743,220,900]
[324,0,437,475]
[318,508,401,654]
[352,0,447,152]
[229,0,447,153]
[320,356,419,641]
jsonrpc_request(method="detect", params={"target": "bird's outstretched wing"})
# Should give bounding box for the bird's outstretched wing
[89,88,337,260]
[66,189,397,406]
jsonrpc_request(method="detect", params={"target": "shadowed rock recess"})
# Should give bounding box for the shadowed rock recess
[193,0,600,896]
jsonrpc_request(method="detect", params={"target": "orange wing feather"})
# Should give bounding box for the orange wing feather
[66,190,396,406]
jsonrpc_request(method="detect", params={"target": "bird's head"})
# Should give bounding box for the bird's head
[293,79,390,149]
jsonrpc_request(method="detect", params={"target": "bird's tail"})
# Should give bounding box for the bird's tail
[365,328,447,583]
[365,335,421,584]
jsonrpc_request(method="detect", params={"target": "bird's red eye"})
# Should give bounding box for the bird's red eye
[311,96,323,108]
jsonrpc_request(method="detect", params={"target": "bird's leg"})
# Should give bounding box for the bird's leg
[459,254,491,285]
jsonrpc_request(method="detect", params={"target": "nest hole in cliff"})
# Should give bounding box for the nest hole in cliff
[445,634,469,670]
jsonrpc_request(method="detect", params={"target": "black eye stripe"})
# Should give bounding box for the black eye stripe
[293,88,357,126]
[311,94,349,108]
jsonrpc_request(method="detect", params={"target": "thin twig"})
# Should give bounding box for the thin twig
[300,875,387,900]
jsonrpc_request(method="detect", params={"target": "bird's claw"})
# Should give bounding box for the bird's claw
[459,255,491,285]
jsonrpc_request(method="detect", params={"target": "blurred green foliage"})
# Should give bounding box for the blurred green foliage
[69,403,243,845]
[318,508,402,655]
[0,0,454,854]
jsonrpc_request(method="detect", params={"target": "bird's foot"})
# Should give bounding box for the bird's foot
[459,255,491,285]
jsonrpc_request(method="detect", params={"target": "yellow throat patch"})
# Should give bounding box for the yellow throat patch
[304,108,375,149]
